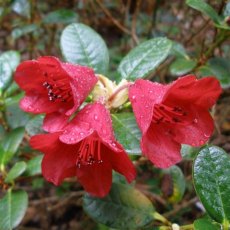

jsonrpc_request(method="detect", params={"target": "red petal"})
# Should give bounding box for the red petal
[14,60,44,92]
[60,103,117,145]
[43,112,69,132]
[141,123,181,168]
[163,75,222,109]
[41,143,77,185]
[173,108,214,146]
[31,133,77,185]
[107,143,136,183]
[62,63,97,116]
[20,94,69,114]
[76,160,112,197]
[129,79,169,133]
[30,132,61,152]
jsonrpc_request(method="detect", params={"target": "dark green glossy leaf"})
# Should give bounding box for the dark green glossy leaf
[43,9,78,24]
[169,58,197,76]
[0,127,25,165]
[0,190,28,230]
[194,218,221,230]
[0,51,20,90]
[60,23,109,74]
[5,161,27,183]
[193,146,230,225]
[25,155,42,176]
[25,115,44,136]
[199,57,230,88]
[83,183,155,229]
[11,24,38,40]
[5,94,30,129]
[118,37,172,80]
[162,166,186,203]
[171,42,188,58]
[112,113,141,155]
[186,0,222,24]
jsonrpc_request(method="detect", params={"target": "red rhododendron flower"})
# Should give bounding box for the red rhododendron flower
[129,75,222,168]
[14,56,97,132]
[30,102,136,197]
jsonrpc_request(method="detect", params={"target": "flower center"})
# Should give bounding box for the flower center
[152,104,188,124]
[76,137,103,168]
[42,72,72,102]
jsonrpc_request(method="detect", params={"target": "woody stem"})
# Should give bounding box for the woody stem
[108,82,133,102]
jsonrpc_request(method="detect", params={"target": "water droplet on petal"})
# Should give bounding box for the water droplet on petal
[80,132,84,136]
[200,140,205,145]
[131,95,136,101]
[193,118,198,124]
[204,133,210,138]
[70,137,75,141]
[149,90,153,93]
[94,115,98,120]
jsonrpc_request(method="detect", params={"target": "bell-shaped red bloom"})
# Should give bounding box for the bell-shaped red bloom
[14,56,97,132]
[129,75,222,168]
[30,102,136,197]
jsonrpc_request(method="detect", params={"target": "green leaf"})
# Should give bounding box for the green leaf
[5,161,27,183]
[223,2,230,17]
[43,9,78,24]
[186,0,222,24]
[0,190,28,230]
[83,183,155,229]
[0,127,25,165]
[171,42,189,59]
[198,57,230,88]
[11,24,38,40]
[60,23,109,74]
[0,51,20,90]
[112,113,141,155]
[12,0,30,18]
[118,37,172,80]
[169,58,197,76]
[162,166,186,203]
[25,115,44,136]
[25,155,42,176]
[5,94,30,129]
[193,146,230,226]
[194,218,221,230]
[181,144,199,160]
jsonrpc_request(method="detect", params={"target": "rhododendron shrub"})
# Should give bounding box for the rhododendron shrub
[1,18,228,230]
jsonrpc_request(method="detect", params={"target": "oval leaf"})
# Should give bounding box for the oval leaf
[25,155,43,176]
[5,161,27,183]
[60,23,109,74]
[118,37,172,80]
[0,127,25,165]
[162,166,186,203]
[25,115,44,136]
[193,146,230,225]
[186,0,221,24]
[112,113,141,155]
[83,183,155,229]
[0,51,20,90]
[0,190,28,230]
[169,58,197,76]
[194,218,221,230]
[43,9,78,24]
[198,57,230,88]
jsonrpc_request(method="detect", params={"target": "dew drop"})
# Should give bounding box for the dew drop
[149,90,153,93]
[200,140,205,145]
[193,118,198,124]
[204,133,210,138]
[131,95,136,101]
[70,137,75,141]
[94,114,98,120]
[79,132,84,136]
